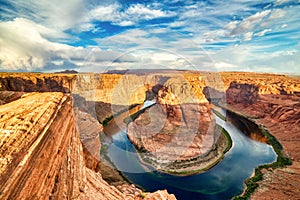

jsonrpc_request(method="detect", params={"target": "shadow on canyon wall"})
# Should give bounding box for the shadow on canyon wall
[0,76,74,93]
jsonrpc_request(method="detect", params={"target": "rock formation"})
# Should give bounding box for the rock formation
[0,87,176,199]
[0,91,24,105]
[0,71,299,199]
[219,72,300,199]
[0,73,75,93]
[127,76,229,174]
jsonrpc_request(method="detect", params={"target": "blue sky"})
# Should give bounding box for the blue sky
[0,0,299,73]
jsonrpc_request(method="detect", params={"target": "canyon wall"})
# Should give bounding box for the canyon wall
[0,71,222,106]
[0,73,75,93]
[0,92,176,200]
[127,75,224,174]
[219,72,300,199]
[1,71,300,199]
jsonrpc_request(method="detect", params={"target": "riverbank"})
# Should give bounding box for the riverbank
[126,104,233,176]
[163,125,232,176]
[98,103,145,186]
[213,105,293,200]
[99,99,288,198]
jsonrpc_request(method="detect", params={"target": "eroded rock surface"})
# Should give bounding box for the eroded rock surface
[127,76,228,174]
[219,73,300,199]
[0,73,75,93]
[0,91,24,105]
[1,71,299,199]
[0,92,175,200]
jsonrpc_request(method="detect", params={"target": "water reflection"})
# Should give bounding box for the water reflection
[103,100,156,136]
[101,103,277,200]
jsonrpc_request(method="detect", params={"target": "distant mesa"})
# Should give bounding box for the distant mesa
[55,69,79,74]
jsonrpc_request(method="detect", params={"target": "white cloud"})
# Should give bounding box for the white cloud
[126,4,169,19]
[243,32,253,41]
[268,9,286,20]
[95,29,159,49]
[73,22,103,33]
[255,29,272,37]
[210,42,300,73]
[275,0,291,5]
[214,62,238,69]
[225,21,239,31]
[169,21,186,28]
[88,4,120,22]
[228,10,271,35]
[118,21,135,27]
[86,3,175,27]
[3,0,87,31]
[203,30,226,43]
[0,18,137,71]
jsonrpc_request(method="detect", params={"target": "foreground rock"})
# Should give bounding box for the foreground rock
[0,92,176,200]
[0,91,24,105]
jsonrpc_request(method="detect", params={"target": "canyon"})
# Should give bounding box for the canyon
[219,73,300,199]
[126,76,229,174]
[0,71,299,199]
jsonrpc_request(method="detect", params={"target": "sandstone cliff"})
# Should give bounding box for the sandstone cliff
[0,91,24,105]
[0,73,75,93]
[127,76,229,174]
[219,72,300,199]
[0,92,176,200]
[1,71,299,199]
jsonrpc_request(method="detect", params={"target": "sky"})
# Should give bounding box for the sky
[0,0,299,73]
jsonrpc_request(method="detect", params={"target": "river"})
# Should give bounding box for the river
[103,102,277,200]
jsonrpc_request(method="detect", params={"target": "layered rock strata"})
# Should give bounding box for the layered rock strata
[1,71,299,199]
[127,76,229,174]
[0,92,176,200]
[0,73,75,93]
[219,73,300,199]
[0,91,24,105]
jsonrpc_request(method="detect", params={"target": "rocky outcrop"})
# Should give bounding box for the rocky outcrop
[74,109,102,172]
[0,91,24,105]
[225,82,259,105]
[0,73,75,93]
[220,73,300,199]
[220,72,300,94]
[127,76,229,174]
[0,92,176,200]
[0,92,77,199]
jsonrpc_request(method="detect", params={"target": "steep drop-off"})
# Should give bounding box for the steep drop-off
[0,73,75,93]
[127,76,230,174]
[1,71,299,199]
[218,73,300,199]
[0,92,176,200]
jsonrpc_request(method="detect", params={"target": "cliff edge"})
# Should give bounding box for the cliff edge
[0,92,176,200]
[220,72,300,199]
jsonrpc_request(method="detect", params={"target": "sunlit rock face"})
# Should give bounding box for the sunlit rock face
[219,72,300,200]
[0,88,176,199]
[127,76,219,172]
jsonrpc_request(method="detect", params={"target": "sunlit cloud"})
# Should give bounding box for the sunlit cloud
[0,0,299,73]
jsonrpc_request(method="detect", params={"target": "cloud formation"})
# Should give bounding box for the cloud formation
[0,0,299,73]
[0,18,136,71]
[85,3,175,28]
